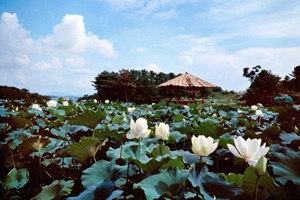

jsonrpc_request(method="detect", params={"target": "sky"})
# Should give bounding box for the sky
[0,0,300,96]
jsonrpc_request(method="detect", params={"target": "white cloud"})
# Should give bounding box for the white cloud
[0,13,32,69]
[146,63,161,72]
[153,9,177,19]
[39,14,118,57]
[136,47,148,52]
[0,12,117,95]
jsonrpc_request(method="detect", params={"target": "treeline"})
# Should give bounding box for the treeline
[91,69,181,103]
[91,69,220,104]
[242,65,300,105]
[0,86,49,103]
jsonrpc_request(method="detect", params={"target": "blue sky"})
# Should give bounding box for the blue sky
[1,0,300,96]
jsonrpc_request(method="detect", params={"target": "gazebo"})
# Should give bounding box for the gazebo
[158,72,218,104]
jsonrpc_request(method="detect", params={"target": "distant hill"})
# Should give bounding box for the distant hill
[0,85,49,102]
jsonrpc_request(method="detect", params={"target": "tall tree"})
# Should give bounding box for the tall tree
[243,69,281,105]
[113,69,136,102]
[290,65,300,92]
[243,65,261,82]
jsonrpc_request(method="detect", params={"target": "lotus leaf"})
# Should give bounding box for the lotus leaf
[31,179,74,200]
[69,109,106,129]
[18,135,51,155]
[135,166,189,200]
[81,159,127,188]
[67,137,104,162]
[270,148,300,185]
[3,168,29,190]
[279,132,300,145]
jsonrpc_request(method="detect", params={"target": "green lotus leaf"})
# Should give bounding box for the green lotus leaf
[69,109,106,129]
[195,120,224,139]
[67,137,104,162]
[169,131,187,143]
[270,148,300,185]
[243,166,287,199]
[106,141,155,161]
[173,114,185,122]
[175,125,194,135]
[35,118,46,128]
[0,106,8,117]
[81,159,127,188]
[11,115,33,128]
[279,132,300,145]
[171,150,200,165]
[135,166,189,200]
[6,129,32,150]
[67,186,95,200]
[112,115,123,124]
[189,165,243,199]
[31,179,74,200]
[133,156,171,174]
[94,127,124,142]
[151,144,170,158]
[220,173,244,188]
[18,135,51,155]
[49,108,66,117]
[3,168,29,190]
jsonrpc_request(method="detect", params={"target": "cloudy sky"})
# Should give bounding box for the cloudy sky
[1,0,300,96]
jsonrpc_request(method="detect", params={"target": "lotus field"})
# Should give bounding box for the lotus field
[0,99,300,199]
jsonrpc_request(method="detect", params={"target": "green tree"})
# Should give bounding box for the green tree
[290,65,300,92]
[243,65,262,82]
[92,71,118,101]
[113,69,136,102]
[243,69,281,105]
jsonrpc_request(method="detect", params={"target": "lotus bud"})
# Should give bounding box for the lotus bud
[255,156,267,176]
[105,99,109,104]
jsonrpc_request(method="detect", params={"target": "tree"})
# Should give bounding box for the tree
[92,71,118,101]
[113,69,136,102]
[243,69,281,105]
[290,65,300,92]
[243,65,261,82]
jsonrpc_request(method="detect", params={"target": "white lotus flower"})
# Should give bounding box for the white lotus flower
[227,136,269,166]
[212,113,217,118]
[191,135,218,157]
[105,99,109,104]
[255,110,264,117]
[155,122,170,140]
[127,107,135,112]
[94,99,98,103]
[251,105,258,111]
[126,118,151,139]
[62,101,69,106]
[47,100,57,108]
[32,104,42,111]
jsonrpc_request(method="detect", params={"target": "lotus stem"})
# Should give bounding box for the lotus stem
[138,138,141,160]
[8,146,16,169]
[119,143,123,159]
[254,175,261,200]
[39,151,42,183]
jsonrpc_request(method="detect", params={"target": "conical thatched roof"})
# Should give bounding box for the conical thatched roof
[158,72,217,88]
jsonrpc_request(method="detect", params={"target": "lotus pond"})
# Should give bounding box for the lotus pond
[0,99,300,200]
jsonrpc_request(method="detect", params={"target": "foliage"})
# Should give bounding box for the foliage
[92,69,183,103]
[243,69,281,105]
[0,98,299,199]
[0,85,49,103]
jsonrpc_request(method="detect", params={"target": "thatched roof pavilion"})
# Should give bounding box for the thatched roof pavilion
[158,72,217,104]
